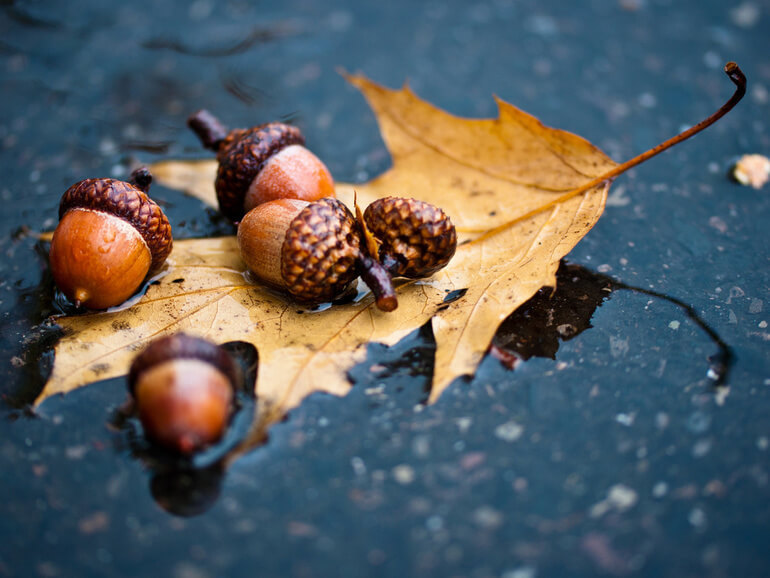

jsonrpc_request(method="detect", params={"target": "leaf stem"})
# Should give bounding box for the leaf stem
[473,62,746,244]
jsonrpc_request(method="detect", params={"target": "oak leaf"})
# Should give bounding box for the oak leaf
[37,74,643,451]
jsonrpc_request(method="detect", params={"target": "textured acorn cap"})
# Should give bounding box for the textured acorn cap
[215,123,305,222]
[59,178,173,274]
[128,333,239,397]
[281,198,361,303]
[363,197,457,278]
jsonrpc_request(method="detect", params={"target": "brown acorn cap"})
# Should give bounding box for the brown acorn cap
[128,334,239,397]
[281,198,361,303]
[215,123,305,222]
[59,177,173,274]
[363,197,457,278]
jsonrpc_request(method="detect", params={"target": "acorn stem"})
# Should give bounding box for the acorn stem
[357,253,398,312]
[188,109,229,151]
[129,167,153,193]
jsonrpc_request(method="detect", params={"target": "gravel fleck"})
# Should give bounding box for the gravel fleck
[692,439,712,458]
[609,335,629,358]
[730,3,761,28]
[502,566,537,578]
[591,484,638,517]
[473,505,503,529]
[615,413,635,426]
[494,421,524,442]
[65,446,88,460]
[689,507,707,530]
[455,417,473,434]
[392,464,415,485]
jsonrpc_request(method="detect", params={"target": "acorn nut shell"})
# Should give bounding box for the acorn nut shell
[188,111,335,222]
[238,198,361,304]
[128,334,238,454]
[49,173,172,309]
[363,196,457,278]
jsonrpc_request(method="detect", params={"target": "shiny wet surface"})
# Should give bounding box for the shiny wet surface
[1,0,769,576]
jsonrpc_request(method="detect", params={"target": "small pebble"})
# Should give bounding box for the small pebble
[730,2,761,28]
[689,508,707,530]
[638,92,657,108]
[692,439,712,458]
[412,436,430,458]
[351,456,366,476]
[78,512,109,535]
[455,417,473,434]
[703,51,722,69]
[615,413,634,427]
[473,505,503,529]
[752,84,769,105]
[732,154,770,189]
[709,216,728,234]
[495,421,524,442]
[513,477,528,492]
[502,567,537,578]
[607,484,638,511]
[392,464,415,485]
[65,445,88,460]
[590,484,638,517]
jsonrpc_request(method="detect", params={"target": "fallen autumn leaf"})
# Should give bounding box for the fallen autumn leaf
[37,64,745,459]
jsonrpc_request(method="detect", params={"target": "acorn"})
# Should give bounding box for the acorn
[49,168,173,309]
[128,334,239,454]
[237,197,398,311]
[188,110,335,222]
[363,197,457,278]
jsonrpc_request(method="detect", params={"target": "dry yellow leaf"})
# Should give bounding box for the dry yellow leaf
[38,64,745,456]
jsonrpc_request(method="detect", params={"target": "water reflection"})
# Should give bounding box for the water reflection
[150,462,225,517]
[490,261,732,385]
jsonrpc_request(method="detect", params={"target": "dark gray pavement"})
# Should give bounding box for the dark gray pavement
[0,1,768,576]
